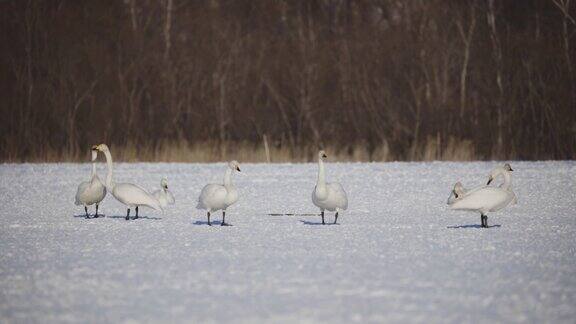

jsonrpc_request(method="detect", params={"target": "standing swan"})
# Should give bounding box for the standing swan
[93,144,162,220]
[312,150,348,224]
[196,161,241,226]
[448,163,516,228]
[152,178,175,208]
[75,148,107,219]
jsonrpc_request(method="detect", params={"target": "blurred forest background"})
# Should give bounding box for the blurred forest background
[0,0,575,162]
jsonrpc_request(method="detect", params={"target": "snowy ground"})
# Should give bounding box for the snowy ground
[0,161,575,323]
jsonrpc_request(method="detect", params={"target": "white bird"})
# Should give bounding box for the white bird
[93,144,162,220]
[75,148,107,219]
[196,161,241,226]
[312,150,348,224]
[152,178,175,208]
[448,163,517,228]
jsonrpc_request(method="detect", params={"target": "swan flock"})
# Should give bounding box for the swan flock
[77,144,517,228]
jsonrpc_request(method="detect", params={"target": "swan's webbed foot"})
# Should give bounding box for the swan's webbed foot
[333,212,339,224]
[207,212,211,226]
[126,208,130,221]
[85,206,89,219]
[134,206,139,220]
[321,211,325,225]
[94,205,99,218]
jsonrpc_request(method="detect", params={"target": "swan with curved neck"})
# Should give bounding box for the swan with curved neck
[312,150,348,224]
[197,161,241,226]
[75,148,107,218]
[93,144,161,220]
[153,178,175,208]
[448,163,516,228]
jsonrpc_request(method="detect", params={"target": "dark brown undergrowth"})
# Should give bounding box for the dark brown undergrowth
[1,1,575,162]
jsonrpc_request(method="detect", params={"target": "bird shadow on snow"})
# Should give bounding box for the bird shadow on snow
[300,220,340,226]
[192,220,233,226]
[72,214,106,219]
[447,224,501,229]
[106,215,163,220]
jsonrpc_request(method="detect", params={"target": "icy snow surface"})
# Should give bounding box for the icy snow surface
[0,161,575,323]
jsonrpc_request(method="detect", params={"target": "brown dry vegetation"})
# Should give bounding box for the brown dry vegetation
[0,0,575,162]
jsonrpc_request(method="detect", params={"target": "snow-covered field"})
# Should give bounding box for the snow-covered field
[1,161,575,323]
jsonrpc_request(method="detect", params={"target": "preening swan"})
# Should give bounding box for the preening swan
[312,150,348,224]
[448,163,516,228]
[152,178,175,208]
[93,144,162,220]
[196,161,241,226]
[446,182,467,205]
[75,149,107,218]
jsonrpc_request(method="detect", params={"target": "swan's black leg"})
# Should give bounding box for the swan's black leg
[134,206,139,220]
[481,214,488,228]
[85,206,89,219]
[94,204,99,218]
[334,212,339,224]
[207,212,211,226]
[321,211,325,225]
[126,208,130,221]
[221,210,227,226]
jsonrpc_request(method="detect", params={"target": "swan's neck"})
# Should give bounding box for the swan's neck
[102,149,114,190]
[500,171,512,190]
[317,158,326,188]
[224,168,233,188]
[90,161,96,179]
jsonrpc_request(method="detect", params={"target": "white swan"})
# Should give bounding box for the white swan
[196,161,241,226]
[93,144,162,220]
[312,150,348,224]
[75,148,107,218]
[448,163,516,228]
[152,178,175,208]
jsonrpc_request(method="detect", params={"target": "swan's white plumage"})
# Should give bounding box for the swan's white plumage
[449,186,516,213]
[196,161,240,212]
[152,178,175,208]
[94,144,162,212]
[312,150,348,212]
[113,183,161,210]
[448,164,516,215]
[74,150,106,207]
[312,182,348,212]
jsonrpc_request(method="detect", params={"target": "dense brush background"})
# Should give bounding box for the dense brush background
[0,0,575,162]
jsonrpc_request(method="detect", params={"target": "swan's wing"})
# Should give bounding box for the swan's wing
[75,181,90,205]
[114,183,162,210]
[327,182,348,210]
[450,187,513,212]
[197,184,226,209]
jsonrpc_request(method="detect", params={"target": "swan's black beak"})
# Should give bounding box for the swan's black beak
[453,190,459,199]
[487,177,493,185]
[322,154,327,158]
[164,185,168,189]
[91,145,98,151]
[510,167,514,171]
[236,167,241,172]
